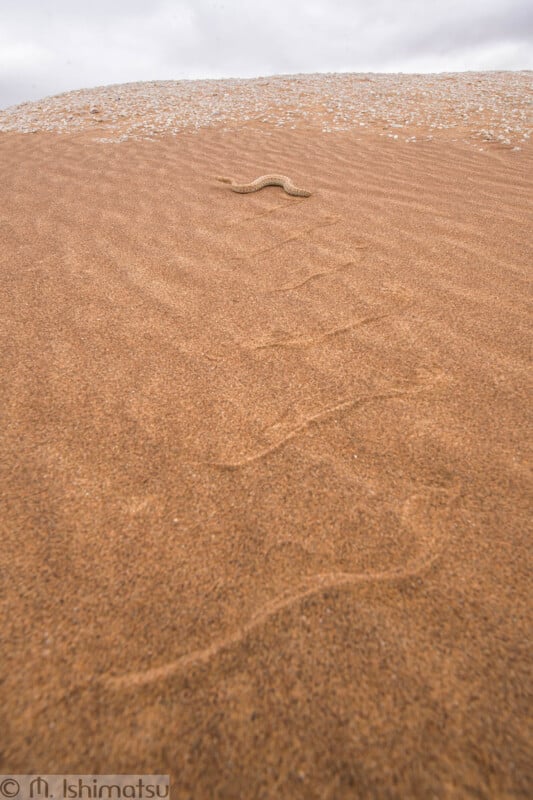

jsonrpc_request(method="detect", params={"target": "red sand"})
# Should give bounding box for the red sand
[1,73,532,798]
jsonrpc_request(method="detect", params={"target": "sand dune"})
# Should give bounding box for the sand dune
[0,73,532,798]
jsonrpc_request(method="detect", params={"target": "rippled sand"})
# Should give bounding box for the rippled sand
[0,72,531,798]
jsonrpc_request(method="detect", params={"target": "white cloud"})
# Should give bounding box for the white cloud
[0,41,53,72]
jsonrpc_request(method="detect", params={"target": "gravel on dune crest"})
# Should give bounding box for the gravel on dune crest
[1,71,531,148]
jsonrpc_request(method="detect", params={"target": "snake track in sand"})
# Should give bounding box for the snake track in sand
[217,174,311,197]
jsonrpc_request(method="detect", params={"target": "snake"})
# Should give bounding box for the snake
[216,174,311,197]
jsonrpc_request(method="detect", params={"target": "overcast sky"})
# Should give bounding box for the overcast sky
[1,0,532,109]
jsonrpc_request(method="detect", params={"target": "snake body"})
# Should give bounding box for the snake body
[216,174,311,197]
